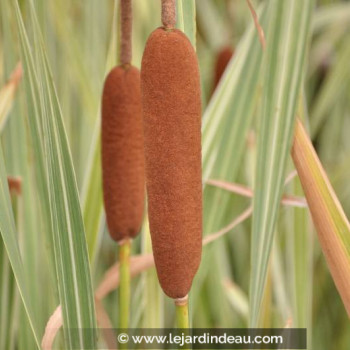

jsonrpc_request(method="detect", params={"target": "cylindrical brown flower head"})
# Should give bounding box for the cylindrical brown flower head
[213,46,234,91]
[101,65,145,242]
[141,28,202,299]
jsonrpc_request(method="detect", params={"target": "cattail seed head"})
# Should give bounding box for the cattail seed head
[102,65,145,242]
[8,176,22,196]
[213,46,234,90]
[141,28,202,299]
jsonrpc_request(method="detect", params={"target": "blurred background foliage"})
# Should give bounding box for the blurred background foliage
[0,0,350,349]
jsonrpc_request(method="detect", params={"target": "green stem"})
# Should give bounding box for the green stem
[119,240,131,329]
[175,298,189,328]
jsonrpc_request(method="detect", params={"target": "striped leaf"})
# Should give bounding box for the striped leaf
[250,0,314,327]
[202,4,267,233]
[191,4,268,324]
[176,0,196,47]
[13,1,97,348]
[81,0,120,264]
[310,37,350,137]
[0,146,41,348]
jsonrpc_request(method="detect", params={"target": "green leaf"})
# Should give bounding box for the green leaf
[176,0,196,47]
[13,1,97,348]
[81,130,103,264]
[195,0,226,50]
[250,0,314,327]
[192,3,268,325]
[310,37,350,137]
[0,147,41,348]
[81,0,119,264]
[286,99,313,342]
[202,4,267,233]
[313,3,350,33]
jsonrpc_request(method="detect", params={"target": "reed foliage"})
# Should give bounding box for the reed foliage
[1,0,350,349]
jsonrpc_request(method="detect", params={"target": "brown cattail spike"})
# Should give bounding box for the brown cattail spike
[120,0,132,65]
[141,28,202,299]
[213,46,234,91]
[102,66,145,242]
[8,176,22,196]
[161,0,176,29]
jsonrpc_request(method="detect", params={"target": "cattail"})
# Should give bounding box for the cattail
[141,0,202,300]
[101,0,144,243]
[8,176,22,196]
[102,67,144,242]
[213,46,234,91]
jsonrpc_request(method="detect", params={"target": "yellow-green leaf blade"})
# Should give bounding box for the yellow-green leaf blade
[292,118,350,316]
[250,0,314,327]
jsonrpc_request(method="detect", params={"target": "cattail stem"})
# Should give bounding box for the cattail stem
[161,0,176,29]
[120,0,132,65]
[119,239,131,329]
[103,0,143,339]
[175,297,189,328]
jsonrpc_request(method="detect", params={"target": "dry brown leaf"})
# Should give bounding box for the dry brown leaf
[0,63,23,130]
[206,179,307,208]
[41,299,117,350]
[41,306,62,350]
[95,299,117,349]
[203,206,253,245]
[292,118,350,317]
[246,0,266,50]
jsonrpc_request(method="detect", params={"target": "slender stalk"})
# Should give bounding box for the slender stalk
[175,297,189,329]
[119,240,131,329]
[120,0,132,65]
[161,0,176,29]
